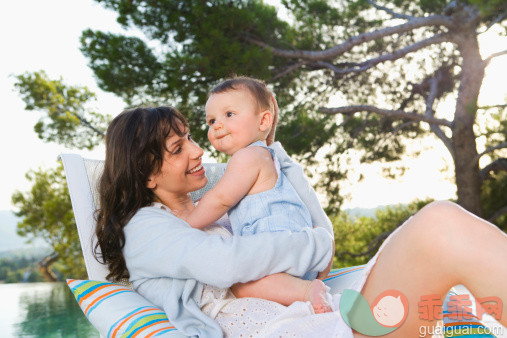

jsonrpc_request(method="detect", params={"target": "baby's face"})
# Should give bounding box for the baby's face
[205,88,263,155]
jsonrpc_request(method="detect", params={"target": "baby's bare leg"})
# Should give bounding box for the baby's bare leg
[231,273,332,313]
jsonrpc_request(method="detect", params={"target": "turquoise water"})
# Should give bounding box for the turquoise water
[0,282,99,337]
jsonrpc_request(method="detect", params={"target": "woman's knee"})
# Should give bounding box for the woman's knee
[400,201,466,254]
[414,200,465,232]
[420,200,463,218]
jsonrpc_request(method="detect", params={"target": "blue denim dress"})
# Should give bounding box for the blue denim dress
[228,141,316,280]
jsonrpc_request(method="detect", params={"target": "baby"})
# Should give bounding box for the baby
[178,76,332,313]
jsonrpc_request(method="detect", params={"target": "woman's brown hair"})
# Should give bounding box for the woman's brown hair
[95,106,188,281]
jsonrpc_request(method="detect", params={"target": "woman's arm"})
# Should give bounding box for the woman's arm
[124,206,333,288]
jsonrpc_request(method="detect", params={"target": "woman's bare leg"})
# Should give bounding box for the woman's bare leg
[355,201,507,337]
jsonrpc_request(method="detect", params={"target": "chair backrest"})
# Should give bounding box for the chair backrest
[60,153,225,281]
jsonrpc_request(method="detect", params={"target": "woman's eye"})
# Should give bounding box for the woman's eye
[226,112,234,117]
[173,146,182,155]
[187,133,192,140]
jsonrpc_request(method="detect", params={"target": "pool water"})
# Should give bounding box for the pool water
[0,282,99,337]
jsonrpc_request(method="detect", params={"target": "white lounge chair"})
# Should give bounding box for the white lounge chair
[60,154,225,281]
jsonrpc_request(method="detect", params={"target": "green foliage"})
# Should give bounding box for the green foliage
[79,0,463,203]
[481,172,507,231]
[480,107,507,153]
[11,164,87,279]
[80,30,162,104]
[81,0,337,156]
[465,0,507,19]
[477,106,507,231]
[332,199,433,267]
[15,71,110,150]
[13,0,507,279]
[418,0,447,14]
[85,0,284,103]
[0,256,45,283]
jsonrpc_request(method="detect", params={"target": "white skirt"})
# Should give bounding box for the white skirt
[200,221,408,337]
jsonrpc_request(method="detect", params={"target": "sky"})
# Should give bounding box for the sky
[0,0,505,211]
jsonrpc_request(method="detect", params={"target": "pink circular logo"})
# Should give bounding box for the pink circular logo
[371,289,409,328]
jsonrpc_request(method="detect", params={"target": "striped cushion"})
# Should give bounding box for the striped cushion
[442,288,497,338]
[324,266,367,294]
[68,270,498,338]
[67,279,184,337]
[66,269,364,337]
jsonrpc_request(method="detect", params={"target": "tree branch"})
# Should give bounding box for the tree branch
[425,73,454,158]
[56,104,105,137]
[478,13,506,35]
[74,112,106,137]
[319,105,453,127]
[309,61,342,74]
[483,50,507,67]
[477,104,507,110]
[480,158,507,181]
[38,252,60,282]
[315,33,451,76]
[337,113,357,128]
[351,113,372,138]
[367,0,415,20]
[474,142,507,163]
[368,120,418,159]
[245,15,452,61]
[270,61,308,81]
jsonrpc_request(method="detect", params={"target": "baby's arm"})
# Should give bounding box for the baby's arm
[183,148,263,229]
[231,273,332,313]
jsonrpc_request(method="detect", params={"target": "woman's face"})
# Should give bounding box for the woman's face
[147,127,207,204]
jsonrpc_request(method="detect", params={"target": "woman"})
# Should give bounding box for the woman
[95,106,334,337]
[96,106,507,337]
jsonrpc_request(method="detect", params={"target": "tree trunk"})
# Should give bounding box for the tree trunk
[452,28,484,216]
[38,253,60,282]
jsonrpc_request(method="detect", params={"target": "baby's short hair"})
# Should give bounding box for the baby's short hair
[209,76,274,114]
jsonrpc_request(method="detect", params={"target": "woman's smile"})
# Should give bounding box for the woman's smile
[187,164,205,176]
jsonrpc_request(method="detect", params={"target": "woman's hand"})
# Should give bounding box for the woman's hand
[317,234,335,281]
[266,93,279,146]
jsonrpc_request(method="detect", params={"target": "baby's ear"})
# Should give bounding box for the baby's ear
[259,110,273,132]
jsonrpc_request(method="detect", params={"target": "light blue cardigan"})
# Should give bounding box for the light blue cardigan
[123,142,334,337]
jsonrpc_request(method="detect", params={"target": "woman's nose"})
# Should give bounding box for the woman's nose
[190,140,204,158]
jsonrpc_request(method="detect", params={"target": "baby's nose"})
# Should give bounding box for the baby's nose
[213,121,223,130]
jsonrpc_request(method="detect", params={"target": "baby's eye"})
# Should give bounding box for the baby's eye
[226,112,234,117]
[208,119,215,126]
